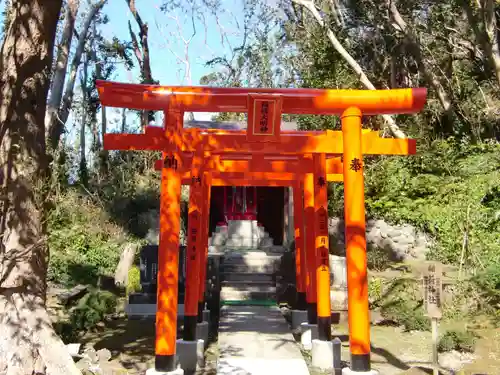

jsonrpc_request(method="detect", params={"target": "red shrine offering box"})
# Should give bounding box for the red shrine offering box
[246,94,283,142]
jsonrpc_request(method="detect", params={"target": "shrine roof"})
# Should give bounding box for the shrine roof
[183,120,299,131]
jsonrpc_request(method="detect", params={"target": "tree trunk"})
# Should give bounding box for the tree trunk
[45,0,80,151]
[387,0,453,113]
[79,54,88,186]
[47,0,106,150]
[126,0,154,131]
[0,1,81,374]
[292,0,407,138]
[481,0,500,88]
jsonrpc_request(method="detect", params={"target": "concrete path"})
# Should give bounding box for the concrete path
[216,305,310,375]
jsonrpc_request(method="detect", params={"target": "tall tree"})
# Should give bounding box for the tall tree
[47,0,107,150]
[126,0,156,130]
[45,0,81,149]
[0,1,82,374]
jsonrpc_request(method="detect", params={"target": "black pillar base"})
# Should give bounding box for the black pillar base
[307,302,317,324]
[155,354,175,372]
[296,292,307,310]
[197,301,205,323]
[317,316,332,341]
[183,315,197,341]
[351,353,371,372]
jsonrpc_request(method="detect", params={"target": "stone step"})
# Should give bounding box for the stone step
[222,263,276,273]
[222,280,276,289]
[220,288,276,302]
[225,238,261,247]
[224,251,282,259]
[217,306,309,374]
[222,272,274,283]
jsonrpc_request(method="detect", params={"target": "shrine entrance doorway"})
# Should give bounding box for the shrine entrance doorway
[209,186,285,247]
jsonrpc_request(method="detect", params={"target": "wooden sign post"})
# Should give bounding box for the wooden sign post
[423,261,443,375]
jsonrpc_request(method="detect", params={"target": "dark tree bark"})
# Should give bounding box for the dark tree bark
[0,1,81,374]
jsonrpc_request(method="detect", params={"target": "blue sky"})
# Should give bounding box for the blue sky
[95,0,250,126]
[100,0,244,87]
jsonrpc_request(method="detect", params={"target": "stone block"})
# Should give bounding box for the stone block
[196,321,209,348]
[300,323,318,350]
[175,339,205,372]
[311,339,333,370]
[146,367,184,375]
[341,368,378,375]
[202,309,210,322]
[291,310,308,330]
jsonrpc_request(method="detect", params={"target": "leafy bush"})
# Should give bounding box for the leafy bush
[438,329,476,353]
[368,277,385,307]
[375,277,430,331]
[363,139,500,268]
[367,245,393,271]
[381,300,429,332]
[47,191,127,286]
[471,265,500,312]
[127,265,141,295]
[69,290,117,331]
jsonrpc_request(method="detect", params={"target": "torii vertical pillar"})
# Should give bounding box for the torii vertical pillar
[304,173,317,324]
[154,112,183,373]
[342,107,375,375]
[183,154,204,340]
[314,153,331,341]
[293,182,307,310]
[198,174,212,319]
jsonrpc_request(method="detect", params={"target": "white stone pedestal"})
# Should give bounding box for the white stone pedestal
[300,323,318,350]
[342,368,379,375]
[311,339,334,370]
[146,367,184,375]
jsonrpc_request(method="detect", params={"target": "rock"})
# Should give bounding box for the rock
[66,343,81,358]
[96,348,112,362]
[114,242,138,287]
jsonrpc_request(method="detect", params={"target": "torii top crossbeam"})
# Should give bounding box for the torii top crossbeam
[96,80,426,115]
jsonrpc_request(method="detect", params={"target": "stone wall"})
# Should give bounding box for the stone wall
[328,217,432,261]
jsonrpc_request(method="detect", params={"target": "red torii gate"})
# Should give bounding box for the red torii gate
[98,80,426,374]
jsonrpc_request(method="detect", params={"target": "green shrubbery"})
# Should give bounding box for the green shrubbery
[329,139,500,317]
[363,139,500,268]
[47,191,126,286]
[127,265,141,295]
[438,329,476,353]
[369,276,430,331]
[69,290,118,331]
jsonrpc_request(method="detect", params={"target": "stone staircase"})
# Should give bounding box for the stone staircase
[220,250,283,305]
[209,220,274,252]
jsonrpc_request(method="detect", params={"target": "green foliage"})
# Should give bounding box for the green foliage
[48,191,125,286]
[374,277,430,331]
[367,245,393,272]
[127,266,141,295]
[364,139,500,268]
[438,330,476,353]
[472,266,500,311]
[69,290,117,331]
[368,277,385,306]
[381,300,429,332]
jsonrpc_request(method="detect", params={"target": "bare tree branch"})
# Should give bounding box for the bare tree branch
[292,0,407,138]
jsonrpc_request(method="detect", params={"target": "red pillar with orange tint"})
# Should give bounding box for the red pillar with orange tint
[314,153,331,341]
[293,181,307,310]
[198,172,212,319]
[183,153,204,341]
[155,151,182,371]
[342,107,371,372]
[304,172,317,323]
